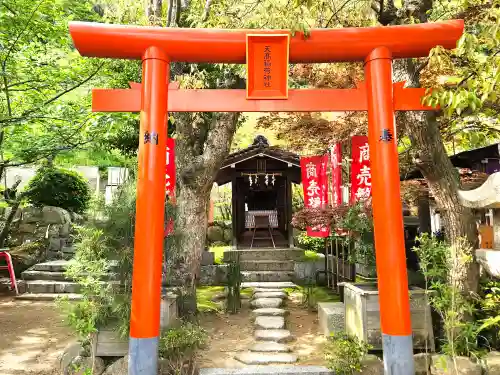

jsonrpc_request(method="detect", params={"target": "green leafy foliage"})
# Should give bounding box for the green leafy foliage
[24,167,91,213]
[159,323,208,375]
[60,181,136,339]
[296,232,327,253]
[324,332,372,375]
[413,234,480,357]
[476,279,500,350]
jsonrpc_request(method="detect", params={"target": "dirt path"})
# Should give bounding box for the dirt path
[198,293,327,368]
[0,294,74,375]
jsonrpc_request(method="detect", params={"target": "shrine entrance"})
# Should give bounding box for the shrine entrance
[69,20,464,375]
[215,135,301,248]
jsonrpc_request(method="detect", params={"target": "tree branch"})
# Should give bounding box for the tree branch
[202,0,213,21]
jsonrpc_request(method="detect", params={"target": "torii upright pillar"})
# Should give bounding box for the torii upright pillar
[129,46,169,375]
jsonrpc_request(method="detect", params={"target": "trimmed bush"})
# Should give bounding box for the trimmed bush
[24,167,91,213]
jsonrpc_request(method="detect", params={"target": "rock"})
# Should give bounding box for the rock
[22,207,43,223]
[211,292,227,302]
[223,228,232,243]
[207,226,224,243]
[68,356,105,375]
[199,265,228,286]
[483,351,500,375]
[431,355,482,375]
[59,341,85,375]
[202,251,215,266]
[253,291,287,299]
[42,206,71,224]
[235,352,297,365]
[255,316,285,330]
[60,222,71,237]
[250,342,291,353]
[255,329,294,343]
[251,298,283,309]
[361,354,384,375]
[253,308,288,316]
[103,356,128,375]
[414,353,431,375]
[17,223,37,233]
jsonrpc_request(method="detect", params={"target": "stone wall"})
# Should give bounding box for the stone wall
[2,206,81,273]
[200,265,228,285]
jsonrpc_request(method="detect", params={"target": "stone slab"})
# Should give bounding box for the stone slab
[242,282,297,289]
[32,260,72,272]
[255,329,293,343]
[200,366,332,375]
[255,316,285,330]
[16,293,83,301]
[253,291,287,299]
[251,298,283,309]
[253,288,289,293]
[242,271,294,283]
[318,302,345,336]
[250,342,291,353]
[252,308,288,317]
[234,352,297,365]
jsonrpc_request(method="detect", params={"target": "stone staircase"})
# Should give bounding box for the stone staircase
[224,248,304,283]
[17,259,118,301]
[18,260,82,300]
[235,282,298,365]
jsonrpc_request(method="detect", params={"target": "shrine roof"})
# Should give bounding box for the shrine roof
[221,135,300,169]
[401,143,500,181]
[215,135,301,185]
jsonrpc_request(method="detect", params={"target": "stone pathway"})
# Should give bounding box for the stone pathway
[235,282,298,365]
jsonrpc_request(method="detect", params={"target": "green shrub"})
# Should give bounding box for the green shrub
[159,323,207,375]
[296,232,327,253]
[324,333,371,375]
[24,167,91,213]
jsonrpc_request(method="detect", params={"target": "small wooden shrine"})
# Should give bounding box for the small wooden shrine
[215,136,301,248]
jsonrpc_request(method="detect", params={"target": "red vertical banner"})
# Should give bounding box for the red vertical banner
[330,143,342,206]
[165,138,175,236]
[301,155,330,238]
[350,135,371,203]
[165,138,176,197]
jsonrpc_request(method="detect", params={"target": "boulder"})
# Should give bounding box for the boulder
[414,353,431,375]
[223,229,232,243]
[59,341,86,375]
[431,355,482,375]
[68,355,105,375]
[484,351,500,375]
[42,206,71,224]
[103,357,128,375]
[361,354,384,375]
[17,223,37,233]
[59,222,72,237]
[22,207,43,223]
[207,226,224,243]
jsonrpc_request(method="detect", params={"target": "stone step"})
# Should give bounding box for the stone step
[250,342,291,353]
[255,329,294,343]
[253,291,287,299]
[242,271,294,283]
[234,352,297,365]
[200,366,332,375]
[224,248,304,262]
[21,270,119,282]
[16,293,83,301]
[31,260,72,272]
[22,270,71,281]
[240,260,294,272]
[253,288,289,294]
[255,316,285,330]
[242,281,297,289]
[25,280,81,294]
[252,308,288,317]
[251,298,283,309]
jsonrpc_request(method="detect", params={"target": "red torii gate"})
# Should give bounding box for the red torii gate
[69,20,463,375]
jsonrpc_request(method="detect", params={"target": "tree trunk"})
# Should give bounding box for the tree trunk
[394,59,480,294]
[168,112,240,317]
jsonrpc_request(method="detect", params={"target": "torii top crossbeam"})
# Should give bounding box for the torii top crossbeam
[69,20,463,62]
